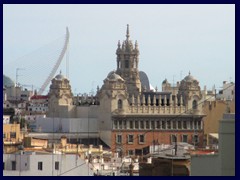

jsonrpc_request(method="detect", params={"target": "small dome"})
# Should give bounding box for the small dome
[162,78,168,84]
[183,72,197,82]
[107,70,115,77]
[107,71,124,81]
[55,71,67,81]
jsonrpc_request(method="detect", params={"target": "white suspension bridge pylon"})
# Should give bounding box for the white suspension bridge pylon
[38,27,70,95]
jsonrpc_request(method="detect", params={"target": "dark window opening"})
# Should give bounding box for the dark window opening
[178,121,182,129]
[55,161,59,170]
[193,100,197,109]
[123,120,127,129]
[139,135,145,144]
[12,161,16,170]
[146,121,150,129]
[129,121,133,129]
[118,99,123,109]
[125,60,129,68]
[151,121,155,129]
[128,135,134,144]
[116,134,122,144]
[10,132,16,138]
[182,135,188,143]
[38,162,43,170]
[140,121,144,129]
[135,121,139,129]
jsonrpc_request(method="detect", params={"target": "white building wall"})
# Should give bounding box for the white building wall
[35,117,98,133]
[3,153,93,176]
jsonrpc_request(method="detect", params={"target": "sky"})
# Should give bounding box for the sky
[3,4,235,95]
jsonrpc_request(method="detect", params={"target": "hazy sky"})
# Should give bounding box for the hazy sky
[3,4,235,95]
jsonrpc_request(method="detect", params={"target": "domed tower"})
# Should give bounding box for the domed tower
[162,78,171,92]
[99,71,128,112]
[115,24,141,97]
[178,72,202,114]
[98,71,129,135]
[47,71,74,117]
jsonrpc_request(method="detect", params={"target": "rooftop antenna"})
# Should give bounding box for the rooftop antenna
[16,68,25,87]
[172,75,176,88]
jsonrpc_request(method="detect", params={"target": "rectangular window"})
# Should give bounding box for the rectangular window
[3,162,5,170]
[3,133,6,138]
[10,132,16,138]
[129,121,133,129]
[123,120,127,129]
[128,134,134,144]
[193,134,199,144]
[162,121,166,129]
[178,121,182,129]
[12,161,16,170]
[128,150,134,156]
[140,121,144,129]
[198,121,201,130]
[139,134,145,144]
[119,121,122,129]
[55,161,59,170]
[38,162,43,170]
[172,121,177,129]
[167,121,171,129]
[190,121,193,129]
[183,121,187,129]
[135,121,139,129]
[151,121,155,129]
[156,121,160,129]
[113,120,117,129]
[146,121,150,129]
[182,135,188,143]
[116,134,122,144]
[194,121,197,130]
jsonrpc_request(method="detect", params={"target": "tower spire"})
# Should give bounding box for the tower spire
[126,24,130,40]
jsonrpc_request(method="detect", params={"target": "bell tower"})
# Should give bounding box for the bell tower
[115,24,141,96]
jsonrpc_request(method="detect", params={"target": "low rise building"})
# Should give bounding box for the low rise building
[3,152,93,176]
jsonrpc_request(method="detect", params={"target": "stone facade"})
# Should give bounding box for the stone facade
[97,25,205,153]
[46,25,206,154]
[47,71,75,118]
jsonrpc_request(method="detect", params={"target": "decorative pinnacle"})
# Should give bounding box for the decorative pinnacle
[126,24,130,40]
[135,40,138,49]
[118,40,121,48]
[189,71,191,75]
[60,70,62,74]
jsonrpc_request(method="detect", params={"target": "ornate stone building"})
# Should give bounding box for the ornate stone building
[46,25,206,156]
[47,71,75,118]
[97,25,205,156]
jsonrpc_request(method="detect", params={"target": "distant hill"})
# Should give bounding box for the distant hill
[3,74,14,87]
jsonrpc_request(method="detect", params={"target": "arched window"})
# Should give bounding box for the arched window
[118,99,123,109]
[192,100,197,109]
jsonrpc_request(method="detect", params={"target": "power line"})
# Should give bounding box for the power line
[57,162,86,176]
